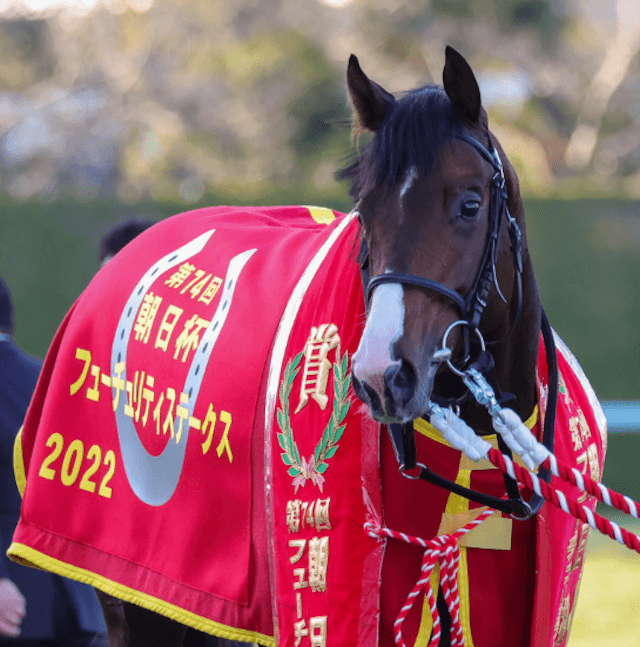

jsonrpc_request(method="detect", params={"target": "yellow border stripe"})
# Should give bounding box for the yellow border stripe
[457,545,474,645]
[13,427,26,498]
[414,465,478,646]
[448,469,475,647]
[413,405,540,645]
[304,206,336,225]
[8,543,275,646]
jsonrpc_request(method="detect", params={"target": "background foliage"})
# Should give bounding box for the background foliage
[0,0,640,201]
[1,0,640,641]
[0,0,639,401]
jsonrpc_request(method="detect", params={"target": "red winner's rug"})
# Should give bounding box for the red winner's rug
[10,205,380,646]
[9,205,607,647]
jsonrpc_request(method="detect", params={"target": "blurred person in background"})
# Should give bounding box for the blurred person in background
[98,219,157,266]
[98,221,254,647]
[0,276,107,646]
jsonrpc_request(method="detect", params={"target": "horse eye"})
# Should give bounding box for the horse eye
[460,200,480,220]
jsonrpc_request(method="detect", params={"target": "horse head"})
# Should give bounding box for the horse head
[347,47,539,425]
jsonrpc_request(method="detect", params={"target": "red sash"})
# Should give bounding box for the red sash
[264,215,381,646]
[531,334,607,646]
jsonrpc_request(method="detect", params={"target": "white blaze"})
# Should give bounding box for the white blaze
[400,166,418,200]
[353,280,404,392]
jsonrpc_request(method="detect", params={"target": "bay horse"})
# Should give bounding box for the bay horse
[10,47,606,647]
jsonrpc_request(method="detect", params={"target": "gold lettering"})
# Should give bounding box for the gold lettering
[155,305,184,352]
[294,324,340,413]
[86,365,101,402]
[287,500,301,533]
[309,616,328,647]
[70,348,91,395]
[216,411,233,462]
[308,536,329,593]
[165,262,196,289]
[201,404,216,455]
[289,539,306,564]
[111,362,126,412]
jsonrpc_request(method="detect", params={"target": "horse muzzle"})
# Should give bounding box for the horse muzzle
[351,348,451,423]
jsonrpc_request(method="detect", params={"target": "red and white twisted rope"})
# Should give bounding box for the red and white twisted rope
[486,448,640,554]
[490,405,640,551]
[538,452,639,519]
[365,508,494,647]
[429,402,640,554]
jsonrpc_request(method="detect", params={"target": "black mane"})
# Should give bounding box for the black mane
[342,85,462,201]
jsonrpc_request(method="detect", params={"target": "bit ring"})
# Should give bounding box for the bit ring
[440,320,486,377]
[399,462,426,480]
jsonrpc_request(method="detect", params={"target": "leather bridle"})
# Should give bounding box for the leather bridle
[356,131,557,519]
[363,132,524,334]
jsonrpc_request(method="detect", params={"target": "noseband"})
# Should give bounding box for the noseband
[362,132,524,334]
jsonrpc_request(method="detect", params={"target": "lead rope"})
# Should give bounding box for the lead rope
[487,448,640,552]
[365,508,494,647]
[428,372,640,554]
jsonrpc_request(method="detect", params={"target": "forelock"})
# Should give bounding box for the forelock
[372,86,460,187]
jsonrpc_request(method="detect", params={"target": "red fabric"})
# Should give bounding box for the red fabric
[11,204,606,646]
[266,216,381,646]
[13,206,352,639]
[531,335,607,647]
[375,334,606,647]
[377,418,537,645]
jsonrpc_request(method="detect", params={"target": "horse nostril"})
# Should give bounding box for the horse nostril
[362,382,383,412]
[384,360,416,406]
[352,374,384,413]
[352,374,365,399]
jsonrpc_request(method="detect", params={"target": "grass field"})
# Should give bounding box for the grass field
[569,515,640,645]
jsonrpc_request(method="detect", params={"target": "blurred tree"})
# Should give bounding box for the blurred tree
[0,19,54,89]
[0,0,638,201]
[565,1,640,172]
[3,0,640,403]
[432,0,565,38]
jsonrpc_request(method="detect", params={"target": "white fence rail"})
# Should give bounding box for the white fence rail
[601,401,640,434]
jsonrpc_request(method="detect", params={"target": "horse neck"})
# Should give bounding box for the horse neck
[455,249,540,433]
[488,255,541,422]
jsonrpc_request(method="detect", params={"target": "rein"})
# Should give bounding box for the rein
[357,131,556,520]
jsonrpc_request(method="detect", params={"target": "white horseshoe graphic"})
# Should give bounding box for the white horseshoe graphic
[111,229,256,505]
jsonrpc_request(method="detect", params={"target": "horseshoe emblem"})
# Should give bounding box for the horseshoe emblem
[110,229,256,505]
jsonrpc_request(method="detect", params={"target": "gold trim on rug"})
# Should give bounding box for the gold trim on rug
[13,426,26,497]
[8,543,275,647]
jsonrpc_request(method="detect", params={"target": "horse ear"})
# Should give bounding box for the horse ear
[443,46,481,124]
[347,54,395,132]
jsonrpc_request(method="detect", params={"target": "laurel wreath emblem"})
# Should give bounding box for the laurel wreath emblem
[276,348,350,492]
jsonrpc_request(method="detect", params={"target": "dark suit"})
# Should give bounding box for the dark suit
[0,336,107,645]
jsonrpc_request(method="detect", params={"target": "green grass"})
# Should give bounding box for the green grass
[569,516,640,645]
